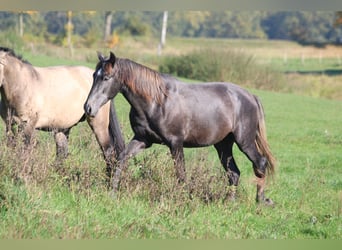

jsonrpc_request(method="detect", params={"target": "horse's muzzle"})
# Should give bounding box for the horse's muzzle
[84,103,95,117]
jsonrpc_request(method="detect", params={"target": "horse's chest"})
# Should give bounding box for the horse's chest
[130,110,163,143]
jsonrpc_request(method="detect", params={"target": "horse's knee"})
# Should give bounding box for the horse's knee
[253,156,267,178]
[240,143,266,177]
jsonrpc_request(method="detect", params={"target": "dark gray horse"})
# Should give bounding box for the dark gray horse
[84,52,276,204]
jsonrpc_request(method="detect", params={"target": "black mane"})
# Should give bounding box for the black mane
[0,47,31,65]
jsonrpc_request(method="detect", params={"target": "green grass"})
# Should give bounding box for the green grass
[267,57,342,74]
[0,42,341,239]
[20,37,342,101]
[0,82,341,239]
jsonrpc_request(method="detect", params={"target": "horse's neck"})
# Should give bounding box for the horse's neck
[121,86,151,114]
[6,59,38,87]
[2,59,38,102]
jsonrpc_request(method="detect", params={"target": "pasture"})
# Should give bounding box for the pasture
[0,38,341,239]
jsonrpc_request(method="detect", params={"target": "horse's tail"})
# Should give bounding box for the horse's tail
[254,96,276,176]
[109,99,125,158]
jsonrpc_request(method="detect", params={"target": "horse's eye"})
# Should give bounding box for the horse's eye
[103,75,111,81]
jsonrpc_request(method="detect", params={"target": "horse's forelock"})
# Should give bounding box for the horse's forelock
[104,62,113,75]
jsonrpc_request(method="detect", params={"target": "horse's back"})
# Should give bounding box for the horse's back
[173,80,257,116]
[162,80,259,146]
[33,66,94,129]
[36,65,93,89]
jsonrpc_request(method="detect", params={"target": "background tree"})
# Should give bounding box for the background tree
[104,11,113,41]
[335,11,342,26]
[0,11,342,46]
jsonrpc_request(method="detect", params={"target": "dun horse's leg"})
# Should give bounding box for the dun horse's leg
[88,120,116,181]
[4,107,16,147]
[20,113,39,147]
[86,121,114,178]
[86,102,124,184]
[113,138,147,192]
[214,136,240,200]
[54,130,69,160]
[169,143,186,183]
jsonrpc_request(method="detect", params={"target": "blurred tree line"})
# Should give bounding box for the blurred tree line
[0,11,342,47]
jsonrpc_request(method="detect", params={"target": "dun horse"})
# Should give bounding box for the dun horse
[84,52,276,204]
[0,47,124,173]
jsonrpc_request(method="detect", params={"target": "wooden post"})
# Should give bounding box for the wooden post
[66,11,74,58]
[19,12,24,37]
[158,11,168,56]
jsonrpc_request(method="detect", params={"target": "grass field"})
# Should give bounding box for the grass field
[21,37,342,100]
[0,38,341,239]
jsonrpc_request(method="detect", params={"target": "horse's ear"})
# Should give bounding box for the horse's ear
[97,51,105,61]
[109,52,116,66]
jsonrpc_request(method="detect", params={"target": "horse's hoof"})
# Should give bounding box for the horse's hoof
[263,198,275,207]
[256,197,274,207]
[225,187,237,202]
[109,190,118,200]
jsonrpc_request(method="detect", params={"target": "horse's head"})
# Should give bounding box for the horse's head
[84,51,121,117]
[0,51,6,87]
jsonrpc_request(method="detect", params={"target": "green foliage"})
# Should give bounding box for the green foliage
[0,32,24,51]
[1,11,342,45]
[80,26,101,48]
[118,15,151,36]
[0,12,16,30]
[159,49,284,90]
[261,11,342,45]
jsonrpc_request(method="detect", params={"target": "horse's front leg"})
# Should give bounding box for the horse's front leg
[113,138,147,193]
[54,129,70,161]
[20,112,39,147]
[5,109,16,147]
[170,143,186,183]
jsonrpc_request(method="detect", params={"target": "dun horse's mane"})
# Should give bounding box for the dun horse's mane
[0,47,31,65]
[0,47,38,79]
[115,58,167,103]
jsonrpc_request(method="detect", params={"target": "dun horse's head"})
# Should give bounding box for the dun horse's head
[0,51,7,87]
[84,52,121,117]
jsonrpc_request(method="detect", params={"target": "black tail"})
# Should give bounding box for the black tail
[109,99,125,158]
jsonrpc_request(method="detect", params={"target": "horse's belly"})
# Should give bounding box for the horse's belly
[36,110,84,129]
[183,126,230,147]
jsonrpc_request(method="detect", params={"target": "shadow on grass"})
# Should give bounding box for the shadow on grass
[285,69,342,76]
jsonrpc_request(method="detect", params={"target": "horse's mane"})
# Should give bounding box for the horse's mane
[114,58,167,104]
[0,47,32,65]
[0,47,39,79]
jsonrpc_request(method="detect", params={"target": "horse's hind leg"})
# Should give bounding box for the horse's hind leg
[214,134,240,200]
[169,142,186,184]
[54,129,69,161]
